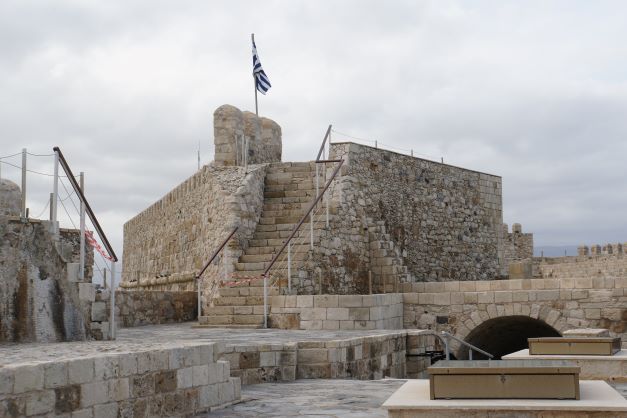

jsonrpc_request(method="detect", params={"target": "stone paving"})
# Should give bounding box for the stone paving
[202,379,406,417]
[0,323,415,366]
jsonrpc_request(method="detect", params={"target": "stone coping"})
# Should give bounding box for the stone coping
[382,380,627,412]
[504,348,627,362]
[0,323,432,367]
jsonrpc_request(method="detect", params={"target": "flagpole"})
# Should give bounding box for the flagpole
[251,33,258,117]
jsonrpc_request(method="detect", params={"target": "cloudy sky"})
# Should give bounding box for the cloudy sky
[1,0,626,273]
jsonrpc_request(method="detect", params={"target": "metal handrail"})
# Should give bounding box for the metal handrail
[262,159,343,278]
[53,147,118,262]
[196,226,239,318]
[315,125,332,162]
[437,331,494,360]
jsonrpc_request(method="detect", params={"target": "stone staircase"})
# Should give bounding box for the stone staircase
[198,162,324,328]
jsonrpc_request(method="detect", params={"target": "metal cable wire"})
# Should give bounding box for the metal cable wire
[0,152,22,159]
[32,199,50,219]
[26,152,55,157]
[0,159,73,177]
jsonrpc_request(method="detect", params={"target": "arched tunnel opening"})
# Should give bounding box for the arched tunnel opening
[457,315,561,360]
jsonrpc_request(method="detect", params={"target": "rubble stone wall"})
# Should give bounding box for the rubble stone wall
[502,223,533,272]
[213,104,281,166]
[96,290,197,328]
[299,142,503,294]
[0,179,99,342]
[122,164,267,311]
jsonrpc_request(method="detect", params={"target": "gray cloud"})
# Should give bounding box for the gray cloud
[1,0,626,277]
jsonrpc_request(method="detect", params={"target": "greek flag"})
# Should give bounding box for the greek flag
[252,40,271,95]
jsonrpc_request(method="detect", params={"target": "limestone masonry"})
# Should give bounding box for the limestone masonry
[122,105,520,311]
[0,179,100,343]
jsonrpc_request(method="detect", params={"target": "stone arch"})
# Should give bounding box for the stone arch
[456,315,561,360]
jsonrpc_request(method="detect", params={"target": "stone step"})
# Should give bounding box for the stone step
[263,190,317,199]
[264,183,315,192]
[202,305,268,315]
[263,196,313,204]
[213,295,265,306]
[192,324,264,329]
[263,202,311,211]
[218,286,280,297]
[240,252,308,263]
[261,209,308,218]
[199,314,266,326]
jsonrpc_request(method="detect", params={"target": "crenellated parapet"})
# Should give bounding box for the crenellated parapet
[578,242,624,256]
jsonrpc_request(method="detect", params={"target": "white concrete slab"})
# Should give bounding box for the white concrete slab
[382,380,627,413]
[503,349,627,380]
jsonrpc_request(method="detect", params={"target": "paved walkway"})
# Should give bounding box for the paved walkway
[202,379,405,417]
[0,322,415,366]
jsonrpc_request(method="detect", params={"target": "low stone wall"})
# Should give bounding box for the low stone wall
[270,294,403,330]
[96,290,198,328]
[401,277,627,348]
[213,330,435,386]
[217,343,297,386]
[295,333,407,380]
[0,342,240,417]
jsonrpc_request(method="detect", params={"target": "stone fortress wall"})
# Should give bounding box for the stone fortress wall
[293,142,504,295]
[502,223,533,265]
[0,179,101,342]
[122,105,282,311]
[121,104,527,305]
[535,241,627,279]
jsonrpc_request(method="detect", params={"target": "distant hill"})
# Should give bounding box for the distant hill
[534,245,579,257]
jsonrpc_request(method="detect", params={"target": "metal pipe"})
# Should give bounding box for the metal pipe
[469,349,473,360]
[197,279,202,319]
[315,164,319,197]
[79,172,86,281]
[52,151,59,236]
[310,212,314,249]
[315,125,332,162]
[21,149,26,218]
[53,147,117,260]
[287,242,291,293]
[197,227,238,279]
[263,274,268,328]
[49,193,53,221]
[109,260,116,340]
[223,247,228,282]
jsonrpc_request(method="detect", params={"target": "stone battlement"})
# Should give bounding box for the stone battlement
[578,242,625,256]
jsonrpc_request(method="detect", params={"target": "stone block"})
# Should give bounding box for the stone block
[314,295,338,308]
[338,295,363,307]
[0,368,12,394]
[323,320,340,330]
[94,356,119,381]
[259,351,276,367]
[44,361,68,389]
[14,364,44,393]
[72,408,94,418]
[78,283,96,302]
[348,307,370,321]
[326,307,349,320]
[108,378,130,401]
[297,349,328,364]
[463,292,478,304]
[91,302,107,322]
[93,402,118,418]
[192,365,210,387]
[26,389,55,415]
[177,367,194,389]
[296,295,313,308]
[81,380,109,408]
[130,373,155,398]
[118,354,137,377]
[54,384,81,414]
[494,291,513,303]
[477,292,494,304]
[300,308,327,321]
[69,359,94,385]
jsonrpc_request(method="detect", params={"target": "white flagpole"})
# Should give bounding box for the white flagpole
[252,33,258,117]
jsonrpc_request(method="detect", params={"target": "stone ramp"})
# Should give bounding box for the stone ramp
[200,162,325,328]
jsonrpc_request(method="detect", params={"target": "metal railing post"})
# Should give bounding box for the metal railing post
[197,277,202,318]
[315,164,319,197]
[310,212,314,249]
[287,242,291,293]
[263,274,268,328]
[79,172,86,281]
[223,247,228,282]
[109,260,116,340]
[443,334,450,360]
[21,149,26,218]
[51,150,59,236]
[469,349,473,360]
